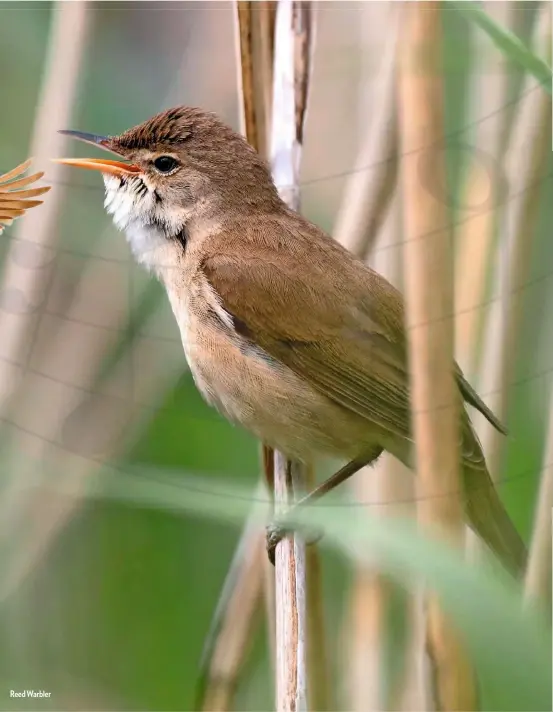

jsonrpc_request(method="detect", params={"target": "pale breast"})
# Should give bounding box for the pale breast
[166,276,381,463]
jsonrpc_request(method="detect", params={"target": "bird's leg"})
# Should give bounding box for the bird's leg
[266,455,375,565]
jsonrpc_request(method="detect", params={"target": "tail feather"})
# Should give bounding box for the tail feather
[463,463,527,577]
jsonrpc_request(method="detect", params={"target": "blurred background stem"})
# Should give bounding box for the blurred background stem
[397,2,477,709]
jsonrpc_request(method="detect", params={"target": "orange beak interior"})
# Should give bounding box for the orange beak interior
[52,157,141,178]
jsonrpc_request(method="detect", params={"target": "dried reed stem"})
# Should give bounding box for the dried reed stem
[272,453,309,712]
[270,4,327,710]
[257,1,278,144]
[454,1,516,378]
[236,1,277,159]
[333,6,428,709]
[289,12,330,710]
[0,0,91,566]
[236,2,260,151]
[251,3,279,663]
[332,2,399,262]
[397,3,477,709]
[521,4,553,608]
[370,208,429,712]
[454,0,519,564]
[473,3,552,480]
[333,7,426,705]
[345,193,429,711]
[0,0,194,603]
[0,0,90,392]
[196,489,267,711]
[524,405,553,606]
[0,300,185,602]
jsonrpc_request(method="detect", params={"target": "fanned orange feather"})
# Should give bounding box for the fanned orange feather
[0,160,50,234]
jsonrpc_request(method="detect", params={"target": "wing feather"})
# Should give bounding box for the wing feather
[201,220,505,466]
[202,245,412,441]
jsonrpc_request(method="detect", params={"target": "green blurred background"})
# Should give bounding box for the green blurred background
[0,2,551,710]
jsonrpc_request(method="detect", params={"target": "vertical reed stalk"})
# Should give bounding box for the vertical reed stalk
[257,1,278,147]
[397,2,477,709]
[0,0,91,579]
[473,3,551,481]
[520,1,553,613]
[454,1,516,379]
[0,0,90,390]
[524,403,553,607]
[0,300,185,602]
[196,489,268,711]
[333,6,427,708]
[270,4,327,710]
[343,192,429,711]
[332,2,399,263]
[453,0,520,564]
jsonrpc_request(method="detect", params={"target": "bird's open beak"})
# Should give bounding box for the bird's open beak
[53,130,141,178]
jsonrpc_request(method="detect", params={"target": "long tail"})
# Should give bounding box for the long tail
[463,462,527,577]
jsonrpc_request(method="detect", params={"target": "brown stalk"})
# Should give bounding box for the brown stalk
[334,7,427,707]
[0,1,90,401]
[473,3,552,482]
[345,192,430,711]
[397,3,477,710]
[253,3,279,662]
[273,453,308,712]
[0,298,186,604]
[196,491,268,711]
[0,0,228,604]
[237,1,277,159]
[257,2,278,144]
[295,6,330,697]
[332,2,399,263]
[0,0,92,566]
[294,12,333,704]
[524,405,553,607]
[0,0,230,624]
[454,1,518,379]
[453,1,520,562]
[236,2,260,152]
[522,6,553,608]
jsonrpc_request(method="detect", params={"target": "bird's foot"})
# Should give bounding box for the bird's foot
[266,518,324,566]
[265,521,288,566]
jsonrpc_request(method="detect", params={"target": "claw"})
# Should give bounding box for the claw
[266,521,290,566]
[265,519,324,565]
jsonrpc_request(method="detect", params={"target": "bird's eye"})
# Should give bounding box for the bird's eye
[153,156,179,174]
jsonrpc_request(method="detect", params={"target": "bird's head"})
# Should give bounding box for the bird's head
[55,107,280,271]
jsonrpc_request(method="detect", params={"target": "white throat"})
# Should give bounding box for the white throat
[103,174,185,278]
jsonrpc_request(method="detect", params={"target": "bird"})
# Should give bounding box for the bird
[54,106,527,576]
[0,159,50,234]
